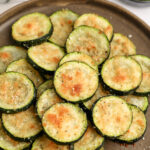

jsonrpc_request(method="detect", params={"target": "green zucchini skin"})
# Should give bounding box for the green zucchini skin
[0,72,36,114]
[42,103,88,145]
[12,12,53,48]
[1,106,42,142]
[117,105,147,143]
[14,29,53,48]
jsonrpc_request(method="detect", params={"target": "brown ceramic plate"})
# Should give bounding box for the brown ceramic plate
[0,0,150,149]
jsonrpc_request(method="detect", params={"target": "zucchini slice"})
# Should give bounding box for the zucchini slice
[101,56,142,95]
[109,33,136,58]
[37,79,53,98]
[2,106,42,142]
[37,89,63,118]
[132,55,150,95]
[28,42,65,73]
[49,9,78,47]
[0,72,35,113]
[74,13,113,41]
[59,52,98,72]
[31,134,69,150]
[42,103,87,144]
[12,12,52,48]
[83,83,110,110]
[73,123,104,150]
[121,95,148,112]
[0,120,31,150]
[6,59,44,88]
[54,61,99,103]
[118,105,146,143]
[92,96,133,138]
[66,26,110,66]
[0,46,26,73]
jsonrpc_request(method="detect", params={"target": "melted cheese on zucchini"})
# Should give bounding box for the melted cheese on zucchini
[101,56,142,92]
[49,9,78,47]
[93,96,132,137]
[37,80,53,98]
[37,89,63,118]
[0,72,34,110]
[0,46,26,73]
[83,84,109,110]
[2,106,42,139]
[74,124,104,150]
[74,13,113,41]
[6,59,43,88]
[59,52,98,72]
[132,55,150,94]
[54,61,98,102]
[66,26,109,65]
[32,135,69,150]
[42,103,87,143]
[110,33,136,58]
[28,42,65,71]
[121,95,148,112]
[12,12,51,41]
[119,105,146,142]
[0,120,30,150]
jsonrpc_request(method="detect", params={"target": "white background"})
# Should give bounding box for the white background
[0,0,150,26]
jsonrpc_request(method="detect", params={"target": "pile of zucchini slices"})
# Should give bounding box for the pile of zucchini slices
[0,9,149,150]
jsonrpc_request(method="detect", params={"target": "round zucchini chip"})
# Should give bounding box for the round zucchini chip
[12,12,52,48]
[66,26,110,66]
[2,106,42,142]
[101,56,142,95]
[132,55,150,95]
[109,33,136,58]
[73,123,104,150]
[37,89,63,118]
[92,96,133,138]
[0,120,31,150]
[31,134,69,150]
[37,79,54,98]
[0,72,35,113]
[6,59,44,88]
[49,9,78,47]
[54,61,99,103]
[0,46,26,73]
[118,105,146,143]
[121,95,148,112]
[83,83,110,110]
[74,13,113,41]
[59,52,98,72]
[42,103,88,144]
[28,42,65,73]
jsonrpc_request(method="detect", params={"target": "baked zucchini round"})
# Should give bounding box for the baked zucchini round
[101,56,142,95]
[132,55,150,95]
[59,52,98,72]
[54,61,99,103]
[37,89,63,118]
[2,106,42,142]
[66,26,110,66]
[92,96,133,138]
[6,59,44,88]
[0,72,35,113]
[12,12,52,48]
[74,13,113,41]
[49,9,78,47]
[118,105,146,143]
[28,42,65,73]
[42,103,87,144]
[0,46,26,73]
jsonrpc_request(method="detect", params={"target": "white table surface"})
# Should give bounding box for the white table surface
[0,0,150,26]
